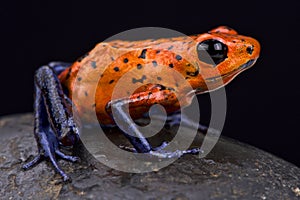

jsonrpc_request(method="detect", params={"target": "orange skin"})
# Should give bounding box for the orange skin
[58,26,260,125]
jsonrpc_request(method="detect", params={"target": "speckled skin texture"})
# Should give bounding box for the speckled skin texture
[58,26,260,124]
[1,114,299,199]
[23,27,261,181]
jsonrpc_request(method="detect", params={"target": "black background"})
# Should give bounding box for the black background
[1,1,299,167]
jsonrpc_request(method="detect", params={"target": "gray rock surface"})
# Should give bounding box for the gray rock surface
[0,113,299,199]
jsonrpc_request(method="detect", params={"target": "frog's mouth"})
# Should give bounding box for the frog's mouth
[205,59,257,83]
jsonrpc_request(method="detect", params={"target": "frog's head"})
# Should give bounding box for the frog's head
[191,26,260,93]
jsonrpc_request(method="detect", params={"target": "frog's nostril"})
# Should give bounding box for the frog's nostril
[246,45,254,55]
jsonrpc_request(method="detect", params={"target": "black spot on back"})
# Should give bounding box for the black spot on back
[137,64,143,69]
[114,66,120,72]
[138,49,147,59]
[152,61,158,67]
[168,45,174,50]
[132,75,147,84]
[123,58,129,63]
[175,55,182,61]
[91,61,97,69]
[77,53,89,62]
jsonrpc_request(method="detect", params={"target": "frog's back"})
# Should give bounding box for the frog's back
[58,27,260,124]
[58,35,199,124]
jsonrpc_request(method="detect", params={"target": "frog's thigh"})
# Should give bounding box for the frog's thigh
[48,61,72,75]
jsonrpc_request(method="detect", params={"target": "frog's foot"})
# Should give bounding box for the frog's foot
[22,147,79,182]
[118,145,137,153]
[149,141,203,158]
[119,142,202,158]
[118,141,167,153]
[111,99,206,157]
[22,128,79,182]
[149,147,203,159]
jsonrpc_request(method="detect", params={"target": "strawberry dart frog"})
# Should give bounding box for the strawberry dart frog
[22,26,260,182]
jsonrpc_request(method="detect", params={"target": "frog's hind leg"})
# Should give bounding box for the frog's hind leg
[22,65,79,182]
[48,61,72,75]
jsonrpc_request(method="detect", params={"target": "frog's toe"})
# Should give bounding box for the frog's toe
[183,148,203,154]
[55,149,80,162]
[62,174,72,183]
[149,147,203,159]
[22,154,43,170]
[118,145,137,153]
[23,148,77,182]
[47,152,72,182]
[152,141,168,151]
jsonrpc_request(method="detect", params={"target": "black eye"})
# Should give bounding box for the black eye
[197,39,228,66]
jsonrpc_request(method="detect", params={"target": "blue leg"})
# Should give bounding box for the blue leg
[111,101,202,157]
[164,111,208,133]
[150,111,211,156]
[48,61,72,75]
[22,63,79,182]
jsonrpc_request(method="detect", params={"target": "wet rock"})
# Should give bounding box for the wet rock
[0,113,299,199]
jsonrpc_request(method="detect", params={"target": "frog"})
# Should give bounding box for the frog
[22,26,260,182]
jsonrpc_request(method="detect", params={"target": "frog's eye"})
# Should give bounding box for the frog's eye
[197,39,228,66]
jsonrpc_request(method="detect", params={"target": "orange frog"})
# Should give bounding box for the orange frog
[22,26,260,181]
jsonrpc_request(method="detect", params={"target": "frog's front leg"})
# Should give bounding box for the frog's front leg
[162,111,221,139]
[156,111,208,133]
[110,99,202,158]
[22,64,80,182]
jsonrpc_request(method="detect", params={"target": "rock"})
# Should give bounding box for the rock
[0,113,299,199]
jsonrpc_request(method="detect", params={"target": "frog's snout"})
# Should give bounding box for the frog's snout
[240,59,257,70]
[246,37,260,60]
